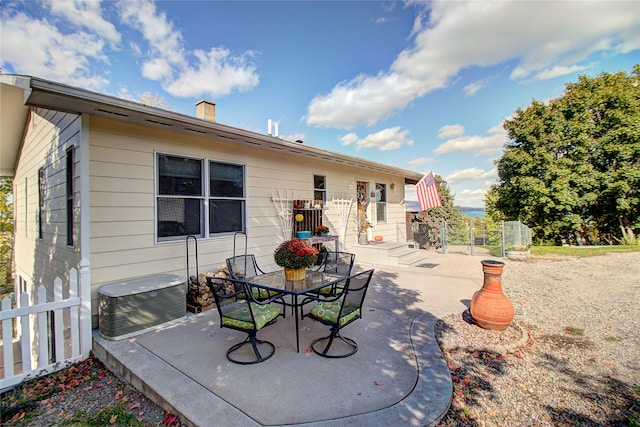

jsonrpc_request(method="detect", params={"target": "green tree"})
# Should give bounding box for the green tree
[0,178,13,285]
[418,175,464,223]
[489,65,640,245]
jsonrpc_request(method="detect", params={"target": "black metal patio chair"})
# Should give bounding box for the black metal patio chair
[309,251,355,296]
[301,269,374,358]
[226,254,283,302]
[205,276,284,364]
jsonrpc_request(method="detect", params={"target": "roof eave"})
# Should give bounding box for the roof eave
[8,75,424,181]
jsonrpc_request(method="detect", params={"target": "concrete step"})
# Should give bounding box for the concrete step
[396,250,429,268]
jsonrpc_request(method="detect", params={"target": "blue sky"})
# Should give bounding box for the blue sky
[1,1,639,207]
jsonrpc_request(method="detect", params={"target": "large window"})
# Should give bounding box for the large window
[156,154,245,240]
[157,154,204,239]
[209,162,245,234]
[375,183,387,222]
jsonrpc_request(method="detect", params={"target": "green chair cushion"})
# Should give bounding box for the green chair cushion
[237,287,280,301]
[310,299,360,326]
[222,303,281,330]
[315,283,346,297]
[252,287,280,300]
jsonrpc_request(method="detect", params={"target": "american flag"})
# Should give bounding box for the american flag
[416,171,442,211]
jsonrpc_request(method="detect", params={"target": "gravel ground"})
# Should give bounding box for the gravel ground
[3,252,638,426]
[435,252,640,426]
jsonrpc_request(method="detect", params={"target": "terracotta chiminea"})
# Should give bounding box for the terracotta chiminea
[470,260,514,331]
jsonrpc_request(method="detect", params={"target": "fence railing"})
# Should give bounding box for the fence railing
[399,220,532,257]
[1,268,91,390]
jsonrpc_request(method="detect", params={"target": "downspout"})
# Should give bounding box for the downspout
[78,113,92,357]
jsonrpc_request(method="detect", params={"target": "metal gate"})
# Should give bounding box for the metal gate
[405,220,531,257]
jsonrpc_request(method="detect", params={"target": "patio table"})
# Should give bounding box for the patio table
[247,270,343,353]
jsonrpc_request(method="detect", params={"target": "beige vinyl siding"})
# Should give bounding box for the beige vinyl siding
[86,116,409,309]
[13,108,81,296]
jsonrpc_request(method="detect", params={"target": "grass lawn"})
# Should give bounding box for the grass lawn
[530,244,640,257]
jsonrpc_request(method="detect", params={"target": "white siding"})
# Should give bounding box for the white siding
[87,117,408,296]
[13,108,81,296]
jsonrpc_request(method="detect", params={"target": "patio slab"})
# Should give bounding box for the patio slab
[93,251,495,426]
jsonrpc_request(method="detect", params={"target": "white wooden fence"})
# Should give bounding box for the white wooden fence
[1,268,92,390]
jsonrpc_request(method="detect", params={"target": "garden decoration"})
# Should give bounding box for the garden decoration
[315,225,329,236]
[274,239,319,281]
[470,260,514,331]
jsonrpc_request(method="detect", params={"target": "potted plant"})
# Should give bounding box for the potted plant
[505,245,531,260]
[314,225,330,236]
[358,216,372,245]
[274,239,319,281]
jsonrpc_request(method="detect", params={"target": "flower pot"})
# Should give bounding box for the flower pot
[470,260,514,331]
[358,233,369,245]
[284,267,306,282]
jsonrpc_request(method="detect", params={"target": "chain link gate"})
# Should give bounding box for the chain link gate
[405,219,530,257]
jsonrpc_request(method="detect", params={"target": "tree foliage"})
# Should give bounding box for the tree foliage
[418,175,465,224]
[486,65,640,245]
[0,178,13,284]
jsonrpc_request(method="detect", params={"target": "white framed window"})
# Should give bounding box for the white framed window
[155,153,246,241]
[208,161,245,234]
[313,174,326,203]
[156,154,204,240]
[375,183,387,223]
[66,147,75,246]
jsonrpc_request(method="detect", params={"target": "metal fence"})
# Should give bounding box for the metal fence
[402,220,532,257]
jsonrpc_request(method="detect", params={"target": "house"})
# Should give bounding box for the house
[1,74,426,329]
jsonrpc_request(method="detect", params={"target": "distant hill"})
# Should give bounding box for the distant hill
[404,201,486,218]
[460,207,486,218]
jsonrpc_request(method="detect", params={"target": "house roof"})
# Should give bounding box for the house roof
[0,74,423,183]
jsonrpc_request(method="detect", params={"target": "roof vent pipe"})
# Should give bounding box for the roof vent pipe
[268,119,279,137]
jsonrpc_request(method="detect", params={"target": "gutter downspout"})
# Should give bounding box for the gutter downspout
[78,113,92,357]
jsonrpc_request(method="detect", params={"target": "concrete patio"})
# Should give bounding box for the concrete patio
[93,250,498,426]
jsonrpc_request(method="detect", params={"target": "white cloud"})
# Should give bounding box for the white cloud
[306,1,640,129]
[437,124,465,139]
[434,123,507,156]
[165,48,259,97]
[463,80,488,97]
[0,11,109,90]
[0,1,260,99]
[408,157,435,167]
[445,167,497,185]
[47,0,120,45]
[340,126,414,151]
[118,0,259,98]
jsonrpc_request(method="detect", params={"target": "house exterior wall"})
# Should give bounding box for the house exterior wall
[13,111,410,324]
[86,116,407,315]
[13,107,81,297]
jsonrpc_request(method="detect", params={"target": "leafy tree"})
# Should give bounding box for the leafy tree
[416,176,467,244]
[0,178,13,285]
[417,175,464,223]
[139,91,171,109]
[489,65,640,245]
